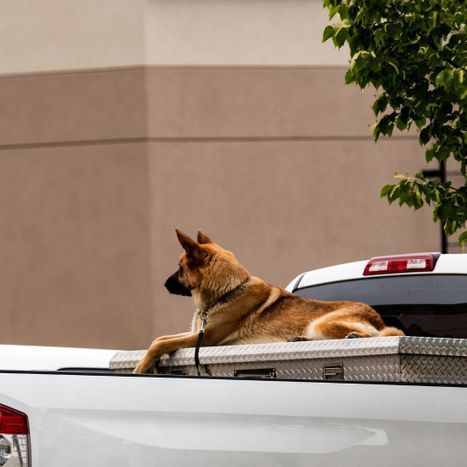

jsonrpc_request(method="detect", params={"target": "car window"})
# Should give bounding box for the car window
[294,275,467,338]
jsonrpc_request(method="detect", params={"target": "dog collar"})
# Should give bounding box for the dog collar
[202,278,249,315]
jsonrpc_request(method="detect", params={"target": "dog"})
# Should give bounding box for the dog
[133,229,404,373]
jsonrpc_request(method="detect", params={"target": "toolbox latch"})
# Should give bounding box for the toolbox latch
[234,368,277,379]
[323,364,344,380]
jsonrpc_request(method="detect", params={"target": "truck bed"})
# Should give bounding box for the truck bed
[1,368,467,467]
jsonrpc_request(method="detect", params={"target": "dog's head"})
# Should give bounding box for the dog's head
[165,229,249,298]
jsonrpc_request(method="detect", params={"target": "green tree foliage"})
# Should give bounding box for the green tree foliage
[322,0,467,245]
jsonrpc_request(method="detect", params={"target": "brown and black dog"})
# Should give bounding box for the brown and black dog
[134,230,404,373]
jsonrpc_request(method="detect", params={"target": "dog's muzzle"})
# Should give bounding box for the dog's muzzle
[165,271,192,296]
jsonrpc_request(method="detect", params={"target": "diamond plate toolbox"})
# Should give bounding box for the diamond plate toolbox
[110,336,467,385]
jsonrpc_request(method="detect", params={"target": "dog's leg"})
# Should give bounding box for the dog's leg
[133,332,199,374]
[309,318,379,340]
[287,336,310,342]
[379,326,405,336]
[346,332,363,339]
[146,331,194,343]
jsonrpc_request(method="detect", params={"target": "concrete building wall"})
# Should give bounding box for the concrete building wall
[0,1,440,349]
[0,0,345,74]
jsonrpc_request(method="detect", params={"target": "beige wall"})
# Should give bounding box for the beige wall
[0,0,144,74]
[0,68,151,348]
[0,143,154,348]
[145,67,371,138]
[0,68,146,145]
[0,0,346,75]
[0,1,446,349]
[144,0,348,66]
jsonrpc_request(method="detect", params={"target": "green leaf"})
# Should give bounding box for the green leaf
[333,26,348,48]
[377,114,396,137]
[414,116,427,129]
[338,4,349,21]
[322,25,335,43]
[399,107,410,125]
[386,61,399,75]
[431,10,438,29]
[425,146,437,163]
[374,29,385,46]
[419,126,431,145]
[435,69,453,88]
[459,231,467,246]
[344,68,354,84]
[380,184,394,198]
[452,69,465,94]
[396,116,407,131]
[388,184,400,203]
[437,146,450,162]
[372,94,388,115]
[329,5,340,20]
[371,122,381,141]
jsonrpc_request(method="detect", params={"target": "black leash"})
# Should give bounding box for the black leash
[193,281,248,376]
[194,310,211,376]
[194,329,205,376]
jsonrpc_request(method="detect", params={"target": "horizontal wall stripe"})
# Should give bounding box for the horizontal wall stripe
[0,135,419,152]
[0,64,350,81]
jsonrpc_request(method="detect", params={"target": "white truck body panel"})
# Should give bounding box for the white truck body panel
[0,371,466,467]
[0,345,116,371]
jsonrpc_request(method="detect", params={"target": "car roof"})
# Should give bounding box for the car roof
[287,253,467,292]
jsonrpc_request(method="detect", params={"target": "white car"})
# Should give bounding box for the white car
[0,253,466,467]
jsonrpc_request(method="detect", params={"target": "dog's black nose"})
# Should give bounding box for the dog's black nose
[165,271,192,296]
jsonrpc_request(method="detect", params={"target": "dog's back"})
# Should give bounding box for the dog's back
[206,275,404,345]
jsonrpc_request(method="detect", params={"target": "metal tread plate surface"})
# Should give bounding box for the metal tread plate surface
[110,336,467,385]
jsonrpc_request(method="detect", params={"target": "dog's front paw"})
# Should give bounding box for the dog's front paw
[133,356,156,374]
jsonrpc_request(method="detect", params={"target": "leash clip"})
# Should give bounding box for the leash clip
[200,310,209,332]
[195,309,210,376]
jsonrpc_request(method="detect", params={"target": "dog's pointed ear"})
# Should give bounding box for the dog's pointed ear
[175,229,204,259]
[197,230,213,244]
[176,229,198,251]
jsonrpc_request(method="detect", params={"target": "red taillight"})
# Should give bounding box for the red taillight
[363,254,437,276]
[0,405,29,435]
[0,404,30,466]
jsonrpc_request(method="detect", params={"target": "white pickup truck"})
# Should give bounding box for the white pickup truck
[1,253,466,467]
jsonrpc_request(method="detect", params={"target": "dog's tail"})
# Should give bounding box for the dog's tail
[380,326,405,337]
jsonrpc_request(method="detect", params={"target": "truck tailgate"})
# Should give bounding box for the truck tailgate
[1,371,466,466]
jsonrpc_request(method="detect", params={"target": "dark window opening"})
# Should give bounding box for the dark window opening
[294,275,467,338]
